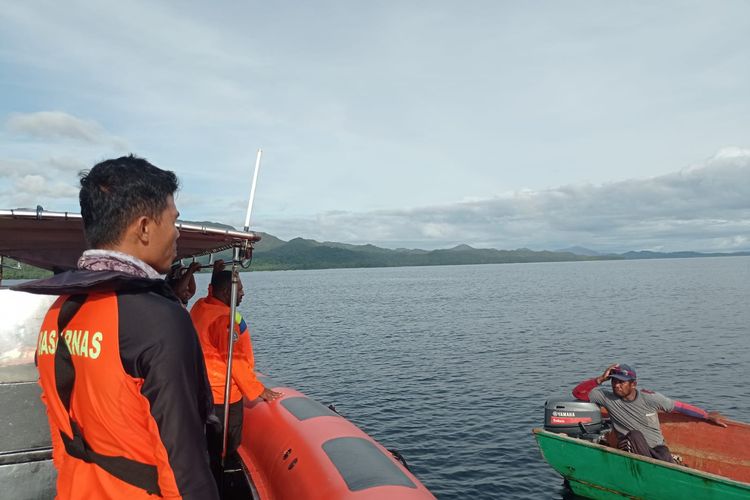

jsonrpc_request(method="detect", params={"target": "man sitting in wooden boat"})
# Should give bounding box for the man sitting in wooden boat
[573,363,726,463]
[190,263,282,479]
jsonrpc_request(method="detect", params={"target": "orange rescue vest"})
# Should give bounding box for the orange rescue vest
[190,296,263,404]
[36,293,183,499]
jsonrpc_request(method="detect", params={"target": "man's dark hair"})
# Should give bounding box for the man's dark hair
[211,270,232,295]
[79,155,179,248]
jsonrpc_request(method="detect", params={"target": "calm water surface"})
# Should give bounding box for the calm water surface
[196,257,750,499]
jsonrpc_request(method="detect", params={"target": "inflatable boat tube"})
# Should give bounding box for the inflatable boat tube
[238,376,435,500]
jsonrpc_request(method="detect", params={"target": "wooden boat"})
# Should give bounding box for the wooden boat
[0,209,434,499]
[533,412,750,499]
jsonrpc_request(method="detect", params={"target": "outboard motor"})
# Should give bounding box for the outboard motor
[544,397,607,441]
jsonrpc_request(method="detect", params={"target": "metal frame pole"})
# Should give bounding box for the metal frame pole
[220,244,242,467]
[220,148,262,469]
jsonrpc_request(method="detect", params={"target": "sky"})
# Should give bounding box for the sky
[1,1,749,253]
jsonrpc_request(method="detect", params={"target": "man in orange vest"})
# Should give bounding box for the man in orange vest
[190,263,281,475]
[16,156,218,499]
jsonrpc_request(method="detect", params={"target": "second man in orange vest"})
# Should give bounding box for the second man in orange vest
[190,263,281,477]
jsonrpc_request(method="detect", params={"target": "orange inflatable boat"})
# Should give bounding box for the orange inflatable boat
[237,376,435,500]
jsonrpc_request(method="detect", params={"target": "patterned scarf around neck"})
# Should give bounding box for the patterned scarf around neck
[77,249,162,280]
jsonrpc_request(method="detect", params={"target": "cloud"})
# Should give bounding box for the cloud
[258,148,750,253]
[0,155,88,178]
[0,110,130,209]
[0,158,34,176]
[2,135,747,254]
[46,155,90,174]
[0,155,81,210]
[5,111,128,148]
[14,174,77,197]
[0,172,78,209]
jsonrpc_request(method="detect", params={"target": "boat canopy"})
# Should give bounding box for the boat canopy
[0,208,261,271]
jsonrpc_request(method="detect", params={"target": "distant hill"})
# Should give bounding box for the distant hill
[4,218,749,278]
[181,220,235,230]
[447,244,476,252]
[621,250,750,260]
[254,232,286,252]
[249,238,616,271]
[555,246,603,257]
[248,236,749,271]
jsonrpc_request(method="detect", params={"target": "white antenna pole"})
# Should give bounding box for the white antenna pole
[243,148,263,231]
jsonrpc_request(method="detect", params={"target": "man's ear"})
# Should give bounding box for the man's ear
[135,216,151,244]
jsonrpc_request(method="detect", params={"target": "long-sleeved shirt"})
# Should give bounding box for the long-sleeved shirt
[573,377,710,447]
